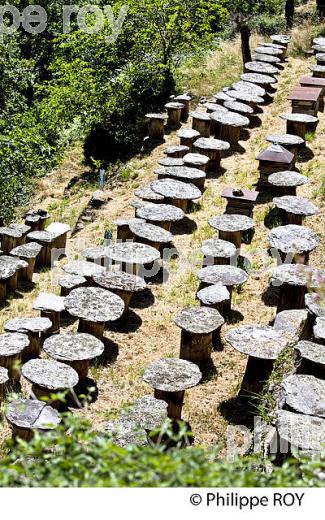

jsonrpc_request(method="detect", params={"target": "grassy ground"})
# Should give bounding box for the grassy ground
[0,27,324,449]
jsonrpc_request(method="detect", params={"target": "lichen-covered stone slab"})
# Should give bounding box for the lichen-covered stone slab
[113,217,145,227]
[253,53,281,64]
[33,293,65,312]
[0,261,17,280]
[210,111,249,127]
[104,419,147,447]
[245,61,279,75]
[164,145,189,155]
[272,265,325,288]
[6,399,61,429]
[227,89,264,104]
[269,225,320,254]
[0,366,9,384]
[209,214,254,232]
[106,242,160,265]
[0,227,23,239]
[58,274,87,290]
[190,111,210,121]
[0,333,29,356]
[198,265,248,287]
[316,52,325,63]
[204,102,228,113]
[176,128,200,139]
[143,358,202,392]
[305,293,325,318]
[151,179,201,201]
[309,64,325,74]
[135,184,165,202]
[282,374,325,417]
[201,238,236,259]
[296,341,325,366]
[136,203,184,223]
[157,166,206,182]
[43,333,104,362]
[276,409,325,452]
[63,260,105,278]
[268,170,308,187]
[129,221,173,243]
[64,287,125,322]
[280,113,319,124]
[255,46,283,56]
[22,359,79,390]
[273,196,319,216]
[158,157,184,168]
[175,307,224,334]
[241,72,277,85]
[225,325,290,359]
[314,37,325,46]
[232,80,266,97]
[266,134,305,146]
[10,242,42,259]
[183,153,209,166]
[194,137,230,151]
[272,34,290,44]
[213,91,233,103]
[121,395,168,430]
[0,255,28,271]
[81,246,110,262]
[145,113,167,120]
[93,271,146,293]
[27,230,56,243]
[197,285,230,306]
[314,317,325,343]
[5,317,52,334]
[224,100,254,115]
[273,309,308,341]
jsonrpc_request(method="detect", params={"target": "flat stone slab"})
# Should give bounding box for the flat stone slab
[59,274,87,290]
[204,102,228,113]
[314,37,325,46]
[268,170,308,187]
[241,72,277,85]
[129,221,173,243]
[63,260,105,278]
[136,203,184,223]
[245,61,279,75]
[282,374,325,417]
[0,261,17,280]
[175,307,224,334]
[0,366,9,385]
[232,80,266,97]
[0,333,29,357]
[312,45,325,53]
[305,293,325,318]
[269,225,320,254]
[104,419,147,447]
[276,409,325,452]
[227,89,264,105]
[194,137,230,151]
[5,317,52,334]
[314,317,325,342]
[46,222,70,236]
[81,247,111,262]
[93,271,146,293]
[143,358,202,392]
[198,265,248,287]
[190,111,210,121]
[164,145,189,155]
[0,255,28,271]
[156,166,206,182]
[135,184,165,202]
[272,34,290,44]
[209,214,254,233]
[27,231,56,243]
[33,293,65,313]
[165,102,184,109]
[201,238,236,259]
[6,399,61,430]
[255,46,283,56]
[225,325,290,360]
[273,196,319,217]
[0,226,23,239]
[309,65,325,74]
[113,217,145,227]
[145,113,167,120]
[10,242,42,259]
[121,396,168,430]
[213,92,233,103]
[44,333,104,362]
[273,309,308,341]
[151,179,201,201]
[22,359,79,390]
[183,153,209,166]
[176,128,200,139]
[224,100,254,115]
[158,158,184,168]
[316,53,325,63]
[197,285,230,306]
[106,242,160,265]
[210,111,249,127]
[296,340,325,366]
[64,287,125,322]
[280,113,319,123]
[253,53,281,64]
[272,265,325,288]
[267,134,305,146]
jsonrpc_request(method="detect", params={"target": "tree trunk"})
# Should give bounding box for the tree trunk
[240,24,252,67]
[285,0,295,28]
[317,0,325,17]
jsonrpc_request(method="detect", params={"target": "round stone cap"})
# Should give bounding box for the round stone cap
[156,166,206,182]
[158,158,184,168]
[0,366,9,385]
[296,340,325,366]
[232,81,266,97]
[63,260,105,278]
[64,287,125,322]
[93,270,146,293]
[309,65,325,73]
[198,265,248,287]
[197,285,230,306]
[224,100,254,115]
[183,153,209,166]
[81,246,110,262]
[276,409,325,452]
[151,179,201,201]
[164,145,189,155]
[27,231,55,243]
[106,242,160,266]
[22,359,79,390]
[209,214,254,233]
[190,111,210,121]
[314,317,325,342]
[136,203,184,223]
[0,261,18,280]
[253,53,281,64]
[33,293,65,313]
[272,264,325,288]
[255,46,283,56]
[273,196,319,216]
[225,325,289,360]
[174,307,224,334]
[210,111,249,127]
[43,333,104,362]
[143,358,202,392]
[121,396,168,431]
[145,113,167,120]
[194,137,230,151]
[113,217,145,227]
[227,89,264,104]
[0,332,29,357]
[314,37,325,46]
[241,72,277,85]
[58,273,86,290]
[268,170,308,187]
[0,227,23,238]
[176,128,200,139]
[269,224,320,254]
[282,374,325,417]
[267,134,305,146]
[213,92,232,103]
[129,221,173,244]
[305,293,325,318]
[6,399,61,430]
[245,61,279,75]
[10,242,42,259]
[135,184,165,202]
[201,238,236,259]
[280,113,318,123]
[5,317,52,334]
[165,102,184,109]
[1,256,28,271]
[204,102,228,113]
[316,53,325,62]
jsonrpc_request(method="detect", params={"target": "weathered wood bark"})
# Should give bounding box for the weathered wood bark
[154,389,184,420]
[277,284,307,313]
[285,0,295,28]
[78,319,105,340]
[41,310,60,335]
[240,356,275,395]
[240,24,252,66]
[180,330,213,365]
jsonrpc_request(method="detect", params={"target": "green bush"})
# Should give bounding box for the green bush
[251,14,286,35]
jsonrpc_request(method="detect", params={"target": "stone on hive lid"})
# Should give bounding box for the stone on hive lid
[121,395,168,430]
[245,61,279,75]
[194,137,230,151]
[64,287,125,322]
[273,309,308,341]
[46,222,70,236]
[316,52,325,63]
[151,179,201,201]
[0,332,29,357]
[135,184,165,202]
[272,264,325,288]
[241,72,277,85]
[43,333,104,362]
[282,374,325,418]
[314,37,325,46]
[305,293,325,318]
[276,409,325,452]
[269,225,320,254]
[273,196,319,217]
[6,399,61,430]
[255,46,283,56]
[22,358,79,390]
[224,100,254,115]
[105,242,160,266]
[226,89,264,105]
[296,340,325,366]
[204,102,228,113]
[145,113,167,120]
[253,53,281,64]
[164,145,189,156]
[314,317,325,343]
[309,64,325,74]
[210,111,249,127]
[81,246,110,262]
[0,255,28,271]
[143,358,202,393]
[190,111,210,121]
[93,270,146,293]
[209,214,254,232]
[198,265,248,287]
[33,293,65,313]
[176,128,200,139]
[136,203,184,223]
[232,81,266,97]
[268,170,308,188]
[27,230,56,243]
[183,153,209,166]
[63,260,105,278]
[59,273,87,291]
[280,112,318,124]
[266,134,305,146]
[129,221,173,244]
[174,307,224,335]
[10,242,42,259]
[156,166,206,183]
[225,325,290,359]
[197,285,230,306]
[0,226,23,239]
[158,157,184,168]
[201,239,236,259]
[257,144,294,163]
[213,91,233,103]
[5,317,52,334]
